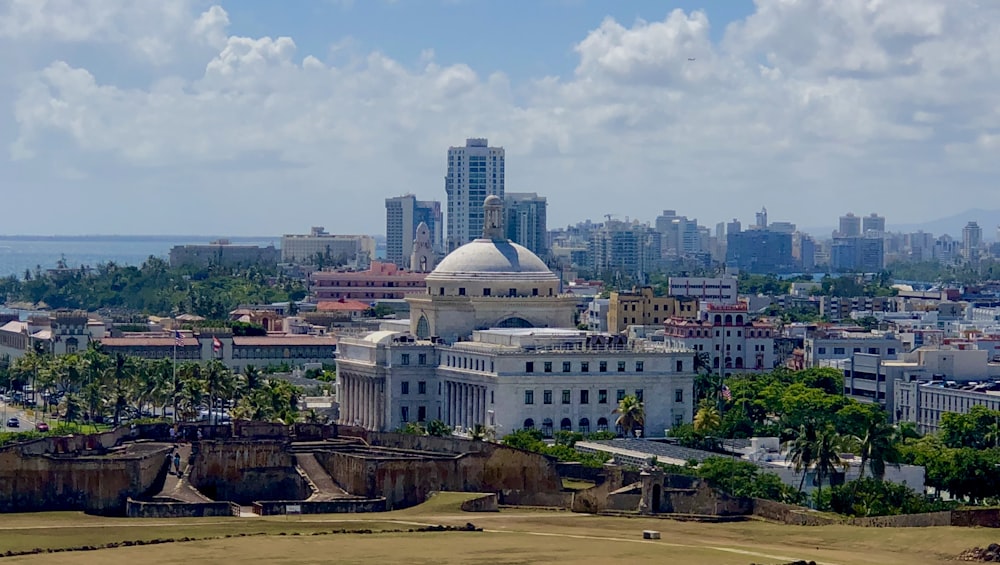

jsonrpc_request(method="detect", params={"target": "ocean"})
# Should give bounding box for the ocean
[0,236,280,280]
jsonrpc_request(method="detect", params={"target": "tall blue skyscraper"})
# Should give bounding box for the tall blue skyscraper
[445,138,505,252]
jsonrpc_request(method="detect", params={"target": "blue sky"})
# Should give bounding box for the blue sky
[223,1,756,81]
[1,0,999,236]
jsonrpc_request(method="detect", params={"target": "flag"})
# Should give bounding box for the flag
[213,336,222,354]
[174,330,183,347]
[721,385,732,401]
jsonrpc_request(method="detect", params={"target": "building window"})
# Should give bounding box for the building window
[580,390,589,404]
[617,361,626,372]
[417,406,426,422]
[401,406,409,422]
[674,414,684,427]
[635,389,644,402]
[561,390,571,404]
[526,361,534,373]
[418,381,426,395]
[543,390,552,404]
[418,353,427,365]
[483,288,491,296]
[459,288,466,296]
[560,418,572,432]
[833,347,845,355]
[598,389,608,404]
[616,389,625,403]
[675,389,683,403]
[532,288,539,296]
[600,361,608,373]
[888,348,896,355]
[401,381,409,395]
[544,361,553,373]
[676,359,684,372]
[579,418,590,434]
[524,390,534,405]
[562,361,571,373]
[635,361,644,372]
[868,348,878,354]
[581,361,589,373]
[542,418,553,438]
[597,417,609,432]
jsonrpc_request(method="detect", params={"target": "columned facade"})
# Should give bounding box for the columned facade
[338,371,385,430]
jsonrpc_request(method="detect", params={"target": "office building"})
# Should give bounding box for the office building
[830,236,885,273]
[863,213,886,235]
[589,222,662,279]
[839,213,862,237]
[445,138,505,252]
[667,276,739,306]
[504,192,548,257]
[963,221,983,262]
[385,195,442,269]
[168,240,279,270]
[725,230,794,274]
[608,287,698,334]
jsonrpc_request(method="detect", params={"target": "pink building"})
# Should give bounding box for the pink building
[310,261,427,301]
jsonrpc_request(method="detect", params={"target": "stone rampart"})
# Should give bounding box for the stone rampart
[848,511,952,527]
[187,440,307,504]
[461,493,499,512]
[126,498,238,518]
[251,498,386,515]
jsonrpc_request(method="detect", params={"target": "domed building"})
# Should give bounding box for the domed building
[336,197,695,439]
[407,195,575,342]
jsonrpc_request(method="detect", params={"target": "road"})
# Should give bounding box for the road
[0,398,45,431]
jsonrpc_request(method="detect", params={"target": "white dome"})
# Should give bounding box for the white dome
[427,238,556,282]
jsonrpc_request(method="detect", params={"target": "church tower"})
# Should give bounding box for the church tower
[410,221,436,273]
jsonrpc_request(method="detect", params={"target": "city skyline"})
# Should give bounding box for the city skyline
[3,1,1000,235]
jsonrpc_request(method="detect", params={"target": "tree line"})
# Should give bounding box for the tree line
[0,343,305,430]
[0,257,306,318]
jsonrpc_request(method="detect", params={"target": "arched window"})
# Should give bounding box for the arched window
[560,418,572,432]
[713,357,720,369]
[496,317,533,328]
[416,316,430,338]
[714,315,722,325]
[736,315,744,325]
[725,356,733,369]
[579,418,590,434]
[725,314,733,325]
[541,418,554,438]
[735,357,744,369]
[523,418,535,430]
[597,417,609,432]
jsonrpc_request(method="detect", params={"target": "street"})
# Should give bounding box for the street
[0,398,44,432]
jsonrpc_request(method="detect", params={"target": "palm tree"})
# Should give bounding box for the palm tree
[614,395,645,438]
[813,426,849,499]
[784,421,818,495]
[693,399,721,433]
[854,415,902,482]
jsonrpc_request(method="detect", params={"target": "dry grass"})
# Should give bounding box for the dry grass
[1,496,999,564]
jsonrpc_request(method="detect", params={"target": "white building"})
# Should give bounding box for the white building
[281,227,375,267]
[667,276,738,305]
[804,331,904,367]
[445,138,505,252]
[336,196,697,438]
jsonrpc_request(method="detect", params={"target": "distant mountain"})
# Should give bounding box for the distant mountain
[801,209,1000,240]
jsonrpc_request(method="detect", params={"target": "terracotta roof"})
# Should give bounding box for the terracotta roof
[232,336,337,347]
[316,300,370,312]
[100,337,197,347]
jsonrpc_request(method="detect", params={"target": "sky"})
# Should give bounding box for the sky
[2,0,1000,236]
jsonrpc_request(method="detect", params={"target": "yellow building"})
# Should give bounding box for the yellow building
[608,287,698,334]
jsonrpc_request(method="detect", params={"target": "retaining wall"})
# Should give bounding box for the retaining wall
[461,493,499,512]
[187,441,307,504]
[126,498,238,518]
[252,498,386,515]
[751,498,841,526]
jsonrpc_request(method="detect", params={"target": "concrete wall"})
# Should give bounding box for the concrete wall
[126,498,238,518]
[187,441,307,504]
[461,493,499,512]
[319,433,563,509]
[252,498,386,515]
[0,444,168,515]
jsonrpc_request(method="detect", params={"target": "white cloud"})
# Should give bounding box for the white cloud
[3,1,1000,235]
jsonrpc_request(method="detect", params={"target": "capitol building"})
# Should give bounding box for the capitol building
[336,196,696,438]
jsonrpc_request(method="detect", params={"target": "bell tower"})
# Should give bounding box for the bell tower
[482,195,504,240]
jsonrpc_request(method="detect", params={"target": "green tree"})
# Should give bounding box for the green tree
[813,426,849,500]
[693,400,721,433]
[784,421,818,495]
[425,419,451,437]
[614,395,645,437]
[853,413,901,482]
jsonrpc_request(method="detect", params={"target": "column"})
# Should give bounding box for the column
[445,382,452,426]
[459,383,467,430]
[368,379,375,429]
[343,376,351,424]
[474,386,482,426]
[363,379,370,429]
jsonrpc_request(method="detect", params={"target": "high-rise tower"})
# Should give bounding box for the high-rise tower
[445,138,505,252]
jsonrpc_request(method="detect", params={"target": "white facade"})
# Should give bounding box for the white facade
[805,333,904,367]
[667,276,738,305]
[281,227,375,267]
[445,138,505,252]
[336,328,696,437]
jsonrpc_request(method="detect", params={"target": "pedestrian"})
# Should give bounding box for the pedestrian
[196,428,203,441]
[165,450,174,473]
[173,452,181,476]
[169,426,176,441]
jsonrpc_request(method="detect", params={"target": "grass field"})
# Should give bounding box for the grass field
[1,495,998,565]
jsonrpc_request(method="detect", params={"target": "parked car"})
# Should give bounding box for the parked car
[35,422,49,432]
[6,417,19,428]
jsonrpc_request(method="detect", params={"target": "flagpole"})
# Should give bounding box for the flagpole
[172,334,177,424]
